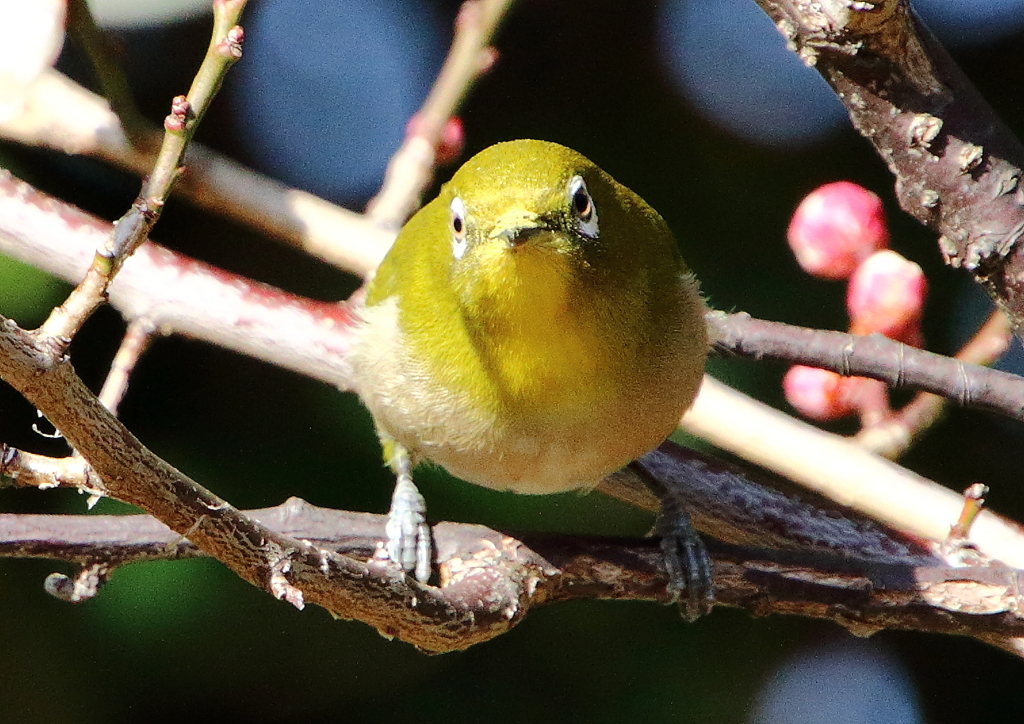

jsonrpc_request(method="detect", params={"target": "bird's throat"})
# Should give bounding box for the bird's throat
[466,245,612,416]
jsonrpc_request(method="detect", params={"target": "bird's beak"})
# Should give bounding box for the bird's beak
[489,209,546,248]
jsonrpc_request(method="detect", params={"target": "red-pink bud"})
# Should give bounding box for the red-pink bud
[847,250,927,346]
[404,114,464,166]
[436,116,465,166]
[783,365,856,421]
[787,182,889,280]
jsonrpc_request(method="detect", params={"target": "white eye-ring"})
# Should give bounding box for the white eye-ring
[569,175,599,239]
[450,196,468,259]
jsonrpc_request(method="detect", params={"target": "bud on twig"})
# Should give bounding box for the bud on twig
[787,182,889,280]
[783,365,856,421]
[847,250,927,347]
[405,114,465,166]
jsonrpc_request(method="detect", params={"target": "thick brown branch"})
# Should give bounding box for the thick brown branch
[4,497,1023,656]
[754,0,1024,333]
[0,316,517,651]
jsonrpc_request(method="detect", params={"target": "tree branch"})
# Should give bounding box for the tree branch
[4,494,1024,656]
[0,311,541,652]
[5,170,1024,570]
[0,170,359,389]
[65,0,150,145]
[753,0,1024,334]
[708,310,1024,421]
[4,170,1021,421]
[37,0,247,346]
[4,0,1024,655]
[852,309,1012,457]
[365,0,513,229]
[0,68,393,276]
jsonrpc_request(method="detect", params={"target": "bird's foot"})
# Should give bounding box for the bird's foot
[628,460,714,621]
[655,508,714,621]
[384,469,433,584]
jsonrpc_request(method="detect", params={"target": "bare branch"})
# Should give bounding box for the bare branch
[5,173,1021,424]
[365,0,513,229]
[65,0,150,145]
[0,2,512,276]
[5,0,1022,660]
[854,310,1013,457]
[682,377,1024,569]
[708,310,1024,422]
[0,68,393,276]
[0,445,98,493]
[96,318,156,415]
[6,171,1024,568]
[0,309,587,651]
[4,495,1024,656]
[0,313,455,649]
[753,0,1024,334]
[0,171,359,390]
[37,1,247,346]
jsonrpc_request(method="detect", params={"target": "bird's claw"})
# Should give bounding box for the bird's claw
[385,471,433,584]
[629,460,715,620]
[656,511,714,621]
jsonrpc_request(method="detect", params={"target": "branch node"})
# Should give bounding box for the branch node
[268,548,305,610]
[43,563,110,603]
[950,483,989,541]
[164,95,190,133]
[218,25,244,59]
[940,483,991,566]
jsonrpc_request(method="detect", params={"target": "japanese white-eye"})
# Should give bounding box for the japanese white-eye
[349,139,708,582]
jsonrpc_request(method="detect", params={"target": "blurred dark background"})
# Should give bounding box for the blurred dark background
[2,0,1024,721]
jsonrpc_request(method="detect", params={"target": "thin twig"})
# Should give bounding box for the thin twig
[949,483,990,543]
[364,0,513,230]
[36,1,247,346]
[855,310,1013,457]
[97,318,156,415]
[0,445,98,492]
[65,0,152,146]
[0,69,394,276]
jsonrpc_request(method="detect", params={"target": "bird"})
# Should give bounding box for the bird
[348,139,708,591]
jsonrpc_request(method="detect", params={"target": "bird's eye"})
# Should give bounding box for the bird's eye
[568,175,599,239]
[450,197,468,259]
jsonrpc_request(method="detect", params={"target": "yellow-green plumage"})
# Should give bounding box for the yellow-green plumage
[350,139,707,494]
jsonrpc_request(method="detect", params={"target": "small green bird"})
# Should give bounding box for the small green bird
[349,139,708,584]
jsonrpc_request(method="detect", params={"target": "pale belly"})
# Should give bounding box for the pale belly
[414,404,678,494]
[349,296,703,495]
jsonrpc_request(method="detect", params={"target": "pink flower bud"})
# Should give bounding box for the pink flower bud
[436,116,465,166]
[787,182,889,280]
[783,365,856,421]
[405,114,465,166]
[847,250,927,346]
